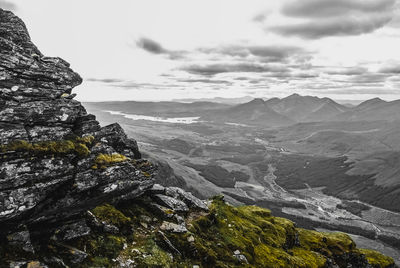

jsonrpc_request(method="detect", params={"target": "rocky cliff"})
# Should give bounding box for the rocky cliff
[0,8,396,268]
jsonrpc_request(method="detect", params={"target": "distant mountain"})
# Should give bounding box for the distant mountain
[355,97,387,111]
[333,99,400,122]
[86,95,400,125]
[266,94,349,122]
[203,98,294,126]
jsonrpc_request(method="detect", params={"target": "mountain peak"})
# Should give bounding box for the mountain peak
[357,97,387,109]
[250,98,265,104]
[286,93,302,99]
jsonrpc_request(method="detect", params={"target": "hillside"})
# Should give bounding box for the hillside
[0,8,396,268]
[334,99,400,122]
[266,94,348,122]
[203,98,294,126]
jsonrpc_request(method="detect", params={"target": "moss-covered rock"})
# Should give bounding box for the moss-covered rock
[91,204,131,228]
[359,248,396,268]
[0,135,94,157]
[69,197,395,268]
[92,153,128,169]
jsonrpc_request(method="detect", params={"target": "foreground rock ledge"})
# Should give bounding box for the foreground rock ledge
[0,8,396,268]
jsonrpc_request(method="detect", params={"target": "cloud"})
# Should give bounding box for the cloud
[253,13,267,23]
[0,0,17,11]
[379,62,400,74]
[86,78,125,83]
[269,0,395,39]
[136,37,168,54]
[136,37,188,60]
[201,45,307,63]
[323,66,368,75]
[180,62,289,76]
[311,87,398,95]
[282,0,395,18]
[346,73,389,84]
[177,78,232,85]
[271,15,392,39]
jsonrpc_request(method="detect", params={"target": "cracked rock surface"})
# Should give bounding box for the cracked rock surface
[0,8,153,234]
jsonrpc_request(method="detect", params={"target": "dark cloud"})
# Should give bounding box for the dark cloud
[86,78,125,83]
[346,73,389,84]
[180,63,289,76]
[253,14,267,23]
[323,66,368,75]
[270,15,392,39]
[201,45,307,63]
[311,87,398,95]
[114,81,183,89]
[0,0,17,11]
[177,78,232,85]
[379,63,400,74]
[136,37,187,59]
[136,37,167,54]
[282,0,395,18]
[270,0,395,39]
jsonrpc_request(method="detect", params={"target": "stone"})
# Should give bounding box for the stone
[148,202,175,219]
[54,220,91,241]
[233,250,249,264]
[152,194,189,213]
[165,187,208,211]
[147,183,165,195]
[7,229,35,253]
[160,221,188,233]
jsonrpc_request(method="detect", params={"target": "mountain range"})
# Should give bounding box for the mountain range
[205,94,400,126]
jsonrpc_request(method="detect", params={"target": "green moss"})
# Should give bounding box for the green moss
[92,153,128,169]
[124,235,174,268]
[75,135,95,145]
[92,204,131,228]
[142,171,151,177]
[359,248,395,268]
[297,229,356,257]
[163,198,397,268]
[89,257,112,267]
[0,137,92,157]
[58,198,395,268]
[77,234,126,266]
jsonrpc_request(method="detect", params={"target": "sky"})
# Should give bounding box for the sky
[2,0,400,102]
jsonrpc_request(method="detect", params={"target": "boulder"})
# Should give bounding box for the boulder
[165,187,209,211]
[152,194,189,213]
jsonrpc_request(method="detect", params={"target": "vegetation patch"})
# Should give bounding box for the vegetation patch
[64,198,395,268]
[92,153,128,169]
[359,248,396,268]
[92,204,131,228]
[0,136,94,157]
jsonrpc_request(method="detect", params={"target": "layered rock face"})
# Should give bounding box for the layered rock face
[0,8,151,232]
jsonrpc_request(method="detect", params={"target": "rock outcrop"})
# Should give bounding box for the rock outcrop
[0,8,152,235]
[0,8,396,268]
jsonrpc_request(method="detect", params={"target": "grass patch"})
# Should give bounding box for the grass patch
[0,136,94,157]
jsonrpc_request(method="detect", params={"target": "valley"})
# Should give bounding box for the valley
[84,95,400,265]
